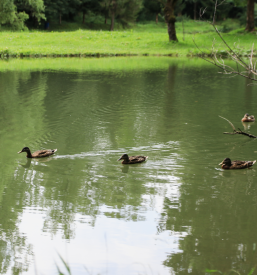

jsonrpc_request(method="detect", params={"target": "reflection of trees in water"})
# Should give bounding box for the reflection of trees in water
[14,157,150,235]
[0,64,202,273]
[0,176,33,274]
[159,168,257,274]
[1,61,251,274]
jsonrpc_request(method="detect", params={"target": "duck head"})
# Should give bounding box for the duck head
[18,147,30,154]
[219,158,231,166]
[118,154,129,161]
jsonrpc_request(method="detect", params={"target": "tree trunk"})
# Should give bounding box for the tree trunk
[194,1,197,20]
[246,0,255,32]
[167,20,178,41]
[104,2,107,24]
[59,13,62,25]
[156,13,158,24]
[110,11,115,31]
[110,0,117,31]
[164,0,178,42]
[83,12,85,24]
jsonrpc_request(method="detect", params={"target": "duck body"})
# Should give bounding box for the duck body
[18,147,57,158]
[219,158,256,169]
[118,154,148,164]
[241,113,255,122]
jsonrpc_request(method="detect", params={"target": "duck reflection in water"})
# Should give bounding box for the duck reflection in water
[121,165,129,173]
[20,158,32,168]
[242,121,254,130]
[20,156,54,169]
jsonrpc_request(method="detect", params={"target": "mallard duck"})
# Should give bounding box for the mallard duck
[219,158,256,169]
[241,113,255,122]
[18,147,57,158]
[118,153,148,164]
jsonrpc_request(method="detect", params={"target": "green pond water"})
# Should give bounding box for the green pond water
[0,57,257,275]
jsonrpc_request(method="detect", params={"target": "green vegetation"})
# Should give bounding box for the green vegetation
[0,0,252,37]
[205,267,255,275]
[0,20,255,57]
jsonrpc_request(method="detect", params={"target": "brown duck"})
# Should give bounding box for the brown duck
[18,147,57,158]
[118,154,148,164]
[219,158,256,169]
[241,113,255,122]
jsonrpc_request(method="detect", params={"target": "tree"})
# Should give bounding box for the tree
[231,0,254,32]
[161,0,179,41]
[143,0,162,23]
[80,0,101,24]
[44,0,80,25]
[0,0,45,29]
[100,0,143,31]
[15,0,45,25]
[0,0,28,30]
[245,0,255,31]
[100,0,110,24]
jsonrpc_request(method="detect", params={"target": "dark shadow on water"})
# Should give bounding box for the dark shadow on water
[121,165,129,173]
[20,158,32,168]
[19,156,56,169]
[120,162,148,173]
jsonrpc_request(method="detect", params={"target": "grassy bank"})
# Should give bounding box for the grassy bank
[0,20,256,57]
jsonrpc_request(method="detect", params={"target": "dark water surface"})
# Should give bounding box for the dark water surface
[0,57,257,275]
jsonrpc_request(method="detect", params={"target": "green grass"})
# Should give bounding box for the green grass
[0,20,256,57]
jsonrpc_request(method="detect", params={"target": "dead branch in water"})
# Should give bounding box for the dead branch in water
[219,116,257,138]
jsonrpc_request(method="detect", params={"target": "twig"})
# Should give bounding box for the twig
[219,115,236,131]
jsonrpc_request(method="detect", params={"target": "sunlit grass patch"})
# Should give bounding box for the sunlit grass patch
[0,20,256,57]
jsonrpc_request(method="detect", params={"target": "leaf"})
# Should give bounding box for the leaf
[205,269,223,274]
[248,267,255,275]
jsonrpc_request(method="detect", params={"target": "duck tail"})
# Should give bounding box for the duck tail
[253,160,256,165]
[53,149,57,153]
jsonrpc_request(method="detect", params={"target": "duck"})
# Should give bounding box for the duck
[18,147,57,158]
[241,113,255,122]
[118,153,148,164]
[219,158,256,169]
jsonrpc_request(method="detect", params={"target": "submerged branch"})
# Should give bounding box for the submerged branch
[219,116,257,138]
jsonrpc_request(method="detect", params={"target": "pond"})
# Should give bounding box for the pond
[0,57,257,275]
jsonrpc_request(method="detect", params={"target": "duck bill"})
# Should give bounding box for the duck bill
[17,150,22,154]
[219,162,223,165]
[118,157,122,161]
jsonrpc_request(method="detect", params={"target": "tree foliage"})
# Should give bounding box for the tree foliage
[0,0,45,29]
[100,0,143,31]
[0,0,254,33]
[0,0,29,30]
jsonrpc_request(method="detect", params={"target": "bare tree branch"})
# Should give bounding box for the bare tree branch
[195,0,257,82]
[219,116,236,131]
